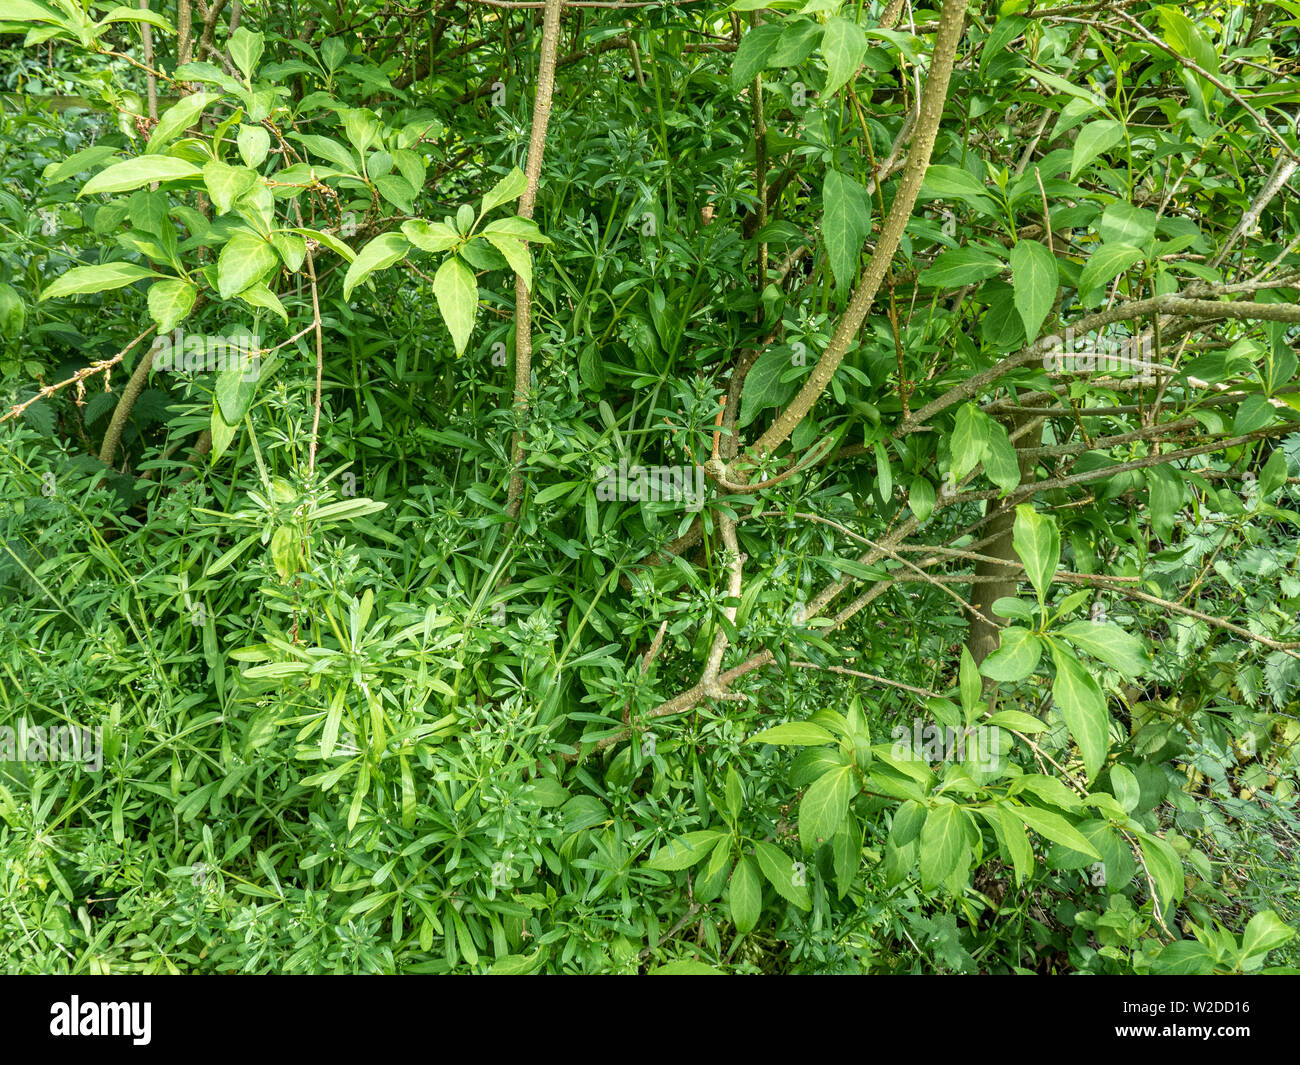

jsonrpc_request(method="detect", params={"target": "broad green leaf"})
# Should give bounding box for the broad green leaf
[1259,447,1288,497]
[985,709,1047,733]
[1135,829,1183,914]
[1048,642,1109,781]
[996,805,1035,885]
[748,721,837,746]
[1069,119,1124,180]
[269,232,306,272]
[980,626,1043,682]
[229,27,264,81]
[146,92,216,153]
[919,803,968,888]
[237,124,271,168]
[1079,242,1143,301]
[490,948,549,975]
[823,169,870,290]
[79,156,203,197]
[1144,463,1182,541]
[920,164,1000,217]
[433,255,478,355]
[41,262,157,301]
[269,524,298,579]
[909,476,935,522]
[1151,939,1216,975]
[43,144,121,185]
[821,15,867,96]
[370,174,412,214]
[1108,764,1140,814]
[1009,238,1056,342]
[959,646,981,716]
[485,234,532,290]
[480,167,527,216]
[1013,803,1102,859]
[728,855,761,934]
[754,840,811,910]
[0,1,69,23]
[1056,620,1149,677]
[1156,6,1221,78]
[0,283,23,339]
[798,764,853,848]
[483,216,550,243]
[320,685,345,759]
[292,134,358,174]
[1013,504,1059,603]
[731,23,783,89]
[919,246,1004,286]
[769,19,822,67]
[993,596,1036,622]
[203,160,259,216]
[645,829,729,870]
[217,230,278,299]
[1233,394,1273,434]
[950,402,989,481]
[982,417,1020,493]
[739,346,797,428]
[146,278,196,333]
[1098,202,1157,248]
[97,6,174,33]
[290,228,356,262]
[1240,910,1294,962]
[402,219,459,252]
[1010,773,1085,812]
[237,282,287,321]
[342,232,411,300]
[725,766,744,819]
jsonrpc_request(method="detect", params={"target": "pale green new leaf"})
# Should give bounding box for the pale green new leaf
[980,626,1043,682]
[1009,238,1056,342]
[919,802,968,888]
[950,402,989,481]
[798,764,854,848]
[747,721,837,746]
[217,231,278,299]
[41,262,157,301]
[342,232,411,300]
[146,278,196,333]
[1013,504,1059,603]
[1048,642,1109,781]
[821,15,867,96]
[645,829,729,871]
[402,219,459,253]
[433,255,478,356]
[79,156,202,197]
[146,92,216,153]
[480,167,527,216]
[485,234,532,290]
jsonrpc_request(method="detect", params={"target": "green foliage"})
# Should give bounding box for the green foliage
[1,0,1299,976]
